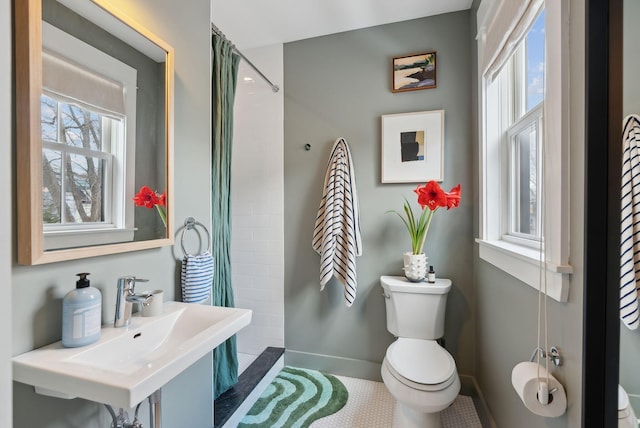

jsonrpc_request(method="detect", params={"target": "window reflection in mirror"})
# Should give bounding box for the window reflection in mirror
[15,0,173,264]
[42,0,167,250]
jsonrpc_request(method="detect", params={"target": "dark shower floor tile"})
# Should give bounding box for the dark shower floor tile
[213,347,285,428]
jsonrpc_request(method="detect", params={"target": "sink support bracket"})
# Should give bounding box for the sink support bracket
[149,389,162,428]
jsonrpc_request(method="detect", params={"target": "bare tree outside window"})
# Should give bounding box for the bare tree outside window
[41,95,111,225]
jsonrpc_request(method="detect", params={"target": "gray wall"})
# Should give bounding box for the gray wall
[1,0,12,425]
[11,0,214,427]
[283,12,475,380]
[620,0,640,411]
[473,0,586,426]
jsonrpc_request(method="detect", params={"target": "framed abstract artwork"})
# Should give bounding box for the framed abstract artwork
[381,110,444,183]
[392,51,436,93]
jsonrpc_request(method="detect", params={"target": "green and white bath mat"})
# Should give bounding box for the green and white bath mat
[239,366,348,428]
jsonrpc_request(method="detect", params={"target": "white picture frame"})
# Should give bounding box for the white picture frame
[381,110,444,183]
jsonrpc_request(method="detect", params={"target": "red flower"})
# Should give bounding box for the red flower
[391,180,462,255]
[445,184,461,209]
[414,181,447,211]
[133,185,160,208]
[133,186,167,227]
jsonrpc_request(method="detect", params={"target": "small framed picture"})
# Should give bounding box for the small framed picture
[392,51,437,93]
[381,110,444,183]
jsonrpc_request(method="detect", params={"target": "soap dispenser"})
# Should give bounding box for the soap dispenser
[62,273,102,348]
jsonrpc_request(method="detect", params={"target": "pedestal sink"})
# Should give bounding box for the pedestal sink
[12,302,252,409]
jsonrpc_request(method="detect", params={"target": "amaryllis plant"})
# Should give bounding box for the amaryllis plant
[133,185,167,227]
[390,180,461,255]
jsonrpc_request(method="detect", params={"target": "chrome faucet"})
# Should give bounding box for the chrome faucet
[114,276,153,327]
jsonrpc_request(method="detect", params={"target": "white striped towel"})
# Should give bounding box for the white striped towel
[181,252,214,304]
[621,114,640,329]
[312,137,362,307]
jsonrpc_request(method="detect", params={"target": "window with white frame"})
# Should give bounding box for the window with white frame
[504,10,545,246]
[42,22,137,250]
[41,94,121,226]
[477,1,572,302]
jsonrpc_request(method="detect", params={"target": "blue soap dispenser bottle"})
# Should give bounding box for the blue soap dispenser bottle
[62,273,102,347]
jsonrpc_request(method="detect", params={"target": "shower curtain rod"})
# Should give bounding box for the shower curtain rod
[211,23,280,93]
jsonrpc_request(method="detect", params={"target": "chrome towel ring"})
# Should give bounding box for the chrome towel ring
[180,217,211,257]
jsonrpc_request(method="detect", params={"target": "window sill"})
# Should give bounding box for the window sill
[476,238,572,302]
[44,228,135,251]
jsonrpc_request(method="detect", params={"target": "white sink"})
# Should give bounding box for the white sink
[12,302,252,408]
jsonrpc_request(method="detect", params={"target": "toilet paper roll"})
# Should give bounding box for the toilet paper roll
[511,361,567,418]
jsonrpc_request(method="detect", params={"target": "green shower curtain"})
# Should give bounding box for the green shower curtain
[211,34,240,399]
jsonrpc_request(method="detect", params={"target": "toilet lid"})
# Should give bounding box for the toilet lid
[386,338,456,385]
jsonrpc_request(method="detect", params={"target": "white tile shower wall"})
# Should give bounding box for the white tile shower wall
[231,44,285,356]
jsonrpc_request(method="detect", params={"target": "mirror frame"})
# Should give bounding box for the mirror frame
[15,0,174,265]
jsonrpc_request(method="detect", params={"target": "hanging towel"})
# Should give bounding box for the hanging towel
[312,137,362,307]
[181,252,214,303]
[620,114,640,329]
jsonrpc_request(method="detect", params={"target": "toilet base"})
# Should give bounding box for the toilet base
[394,401,442,428]
[381,357,459,428]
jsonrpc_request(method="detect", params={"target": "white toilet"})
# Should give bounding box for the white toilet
[619,384,639,428]
[380,275,460,428]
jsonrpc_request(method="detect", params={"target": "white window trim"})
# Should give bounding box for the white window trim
[41,22,137,250]
[45,228,137,251]
[477,0,572,303]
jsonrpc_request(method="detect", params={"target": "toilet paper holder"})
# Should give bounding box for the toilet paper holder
[529,346,562,366]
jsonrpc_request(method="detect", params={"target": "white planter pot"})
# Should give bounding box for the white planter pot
[403,252,427,282]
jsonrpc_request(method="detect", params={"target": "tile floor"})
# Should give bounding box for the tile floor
[311,374,483,428]
[236,353,484,428]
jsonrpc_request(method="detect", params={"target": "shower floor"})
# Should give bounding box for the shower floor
[215,347,285,428]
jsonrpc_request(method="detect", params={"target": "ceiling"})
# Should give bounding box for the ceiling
[211,0,474,50]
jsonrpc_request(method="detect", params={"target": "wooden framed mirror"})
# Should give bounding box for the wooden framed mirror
[15,0,174,265]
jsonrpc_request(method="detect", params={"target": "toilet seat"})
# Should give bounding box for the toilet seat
[618,384,638,427]
[385,338,457,392]
[619,384,631,419]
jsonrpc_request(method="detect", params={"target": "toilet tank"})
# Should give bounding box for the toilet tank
[380,275,452,339]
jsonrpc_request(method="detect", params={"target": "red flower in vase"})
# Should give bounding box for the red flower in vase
[390,180,462,255]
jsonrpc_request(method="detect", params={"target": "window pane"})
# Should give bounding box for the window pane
[526,9,545,111]
[42,149,62,224]
[41,96,58,142]
[513,123,538,236]
[63,154,105,223]
[61,103,102,151]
